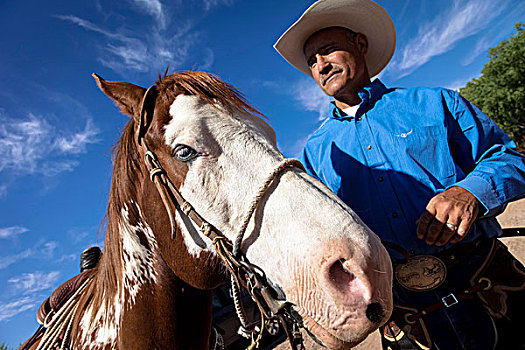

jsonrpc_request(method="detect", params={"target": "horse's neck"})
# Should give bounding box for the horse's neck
[114,261,214,350]
[74,212,214,349]
[75,263,213,350]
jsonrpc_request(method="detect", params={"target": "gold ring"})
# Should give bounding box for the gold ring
[479,277,492,290]
[446,223,458,230]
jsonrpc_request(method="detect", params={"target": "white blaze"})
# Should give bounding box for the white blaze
[163,94,392,347]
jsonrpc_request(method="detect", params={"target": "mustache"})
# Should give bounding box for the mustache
[320,66,344,86]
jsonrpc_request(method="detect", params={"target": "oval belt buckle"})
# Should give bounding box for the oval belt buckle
[395,255,447,291]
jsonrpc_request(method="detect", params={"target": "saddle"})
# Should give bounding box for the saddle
[19,247,101,350]
[37,247,101,325]
[36,270,93,326]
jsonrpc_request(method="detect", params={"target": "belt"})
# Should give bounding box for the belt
[383,229,525,326]
[384,238,484,268]
[403,278,492,324]
[384,227,524,267]
[383,238,492,292]
[435,239,485,269]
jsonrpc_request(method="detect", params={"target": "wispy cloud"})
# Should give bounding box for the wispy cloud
[0,270,61,322]
[0,239,65,270]
[0,226,29,239]
[203,0,235,11]
[56,0,235,74]
[8,271,60,295]
[58,254,77,263]
[461,36,493,66]
[278,133,313,159]
[0,249,32,270]
[390,0,507,77]
[293,79,331,121]
[56,14,204,74]
[0,297,38,322]
[67,226,95,244]
[131,0,168,29]
[445,73,481,92]
[41,242,57,258]
[54,119,99,154]
[0,112,99,178]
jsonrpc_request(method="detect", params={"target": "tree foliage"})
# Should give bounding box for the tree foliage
[460,22,525,150]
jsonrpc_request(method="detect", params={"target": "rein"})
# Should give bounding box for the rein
[137,85,306,349]
[31,275,94,350]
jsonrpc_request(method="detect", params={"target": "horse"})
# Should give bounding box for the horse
[20,71,393,350]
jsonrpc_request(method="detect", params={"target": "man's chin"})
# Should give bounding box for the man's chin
[322,76,345,95]
[321,84,344,98]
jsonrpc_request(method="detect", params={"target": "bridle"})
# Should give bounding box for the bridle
[137,85,306,349]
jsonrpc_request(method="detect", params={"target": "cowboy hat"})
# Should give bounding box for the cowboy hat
[274,0,396,77]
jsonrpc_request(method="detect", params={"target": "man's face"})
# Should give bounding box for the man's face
[304,28,368,98]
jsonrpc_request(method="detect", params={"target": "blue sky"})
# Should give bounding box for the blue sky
[1,0,524,346]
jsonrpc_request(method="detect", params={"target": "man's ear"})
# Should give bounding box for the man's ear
[355,33,369,55]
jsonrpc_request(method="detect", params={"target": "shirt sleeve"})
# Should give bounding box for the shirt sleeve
[444,89,525,215]
[299,143,321,182]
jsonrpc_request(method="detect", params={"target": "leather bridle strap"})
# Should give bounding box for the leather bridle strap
[144,144,306,349]
[143,149,221,240]
[136,85,306,349]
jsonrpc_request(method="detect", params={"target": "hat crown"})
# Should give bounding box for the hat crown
[274,0,396,77]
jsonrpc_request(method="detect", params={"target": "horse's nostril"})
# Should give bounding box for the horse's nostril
[366,302,385,324]
[328,258,356,289]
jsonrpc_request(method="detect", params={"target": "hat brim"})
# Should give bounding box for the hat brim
[274,0,396,78]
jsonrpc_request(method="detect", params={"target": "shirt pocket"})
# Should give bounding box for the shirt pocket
[390,126,456,183]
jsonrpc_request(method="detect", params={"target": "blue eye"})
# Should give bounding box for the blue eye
[173,144,200,162]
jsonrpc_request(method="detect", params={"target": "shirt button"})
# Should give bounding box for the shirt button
[378,177,384,182]
[356,117,362,121]
[392,212,398,218]
[366,145,372,150]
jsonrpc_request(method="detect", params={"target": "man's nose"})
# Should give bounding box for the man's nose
[316,54,331,73]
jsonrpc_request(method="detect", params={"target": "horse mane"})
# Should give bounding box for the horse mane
[74,71,264,334]
[155,70,264,119]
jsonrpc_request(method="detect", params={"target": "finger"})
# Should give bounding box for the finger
[450,206,478,243]
[436,220,459,246]
[450,220,471,243]
[417,209,435,239]
[425,216,446,245]
[449,234,462,244]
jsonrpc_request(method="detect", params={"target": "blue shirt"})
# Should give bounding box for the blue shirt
[300,79,525,257]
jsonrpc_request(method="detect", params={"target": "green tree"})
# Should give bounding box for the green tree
[460,22,525,150]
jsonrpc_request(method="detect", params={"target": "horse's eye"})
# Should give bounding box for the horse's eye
[173,144,200,162]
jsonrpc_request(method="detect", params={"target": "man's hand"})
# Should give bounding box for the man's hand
[416,187,480,246]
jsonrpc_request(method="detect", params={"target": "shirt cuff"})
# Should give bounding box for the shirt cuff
[451,175,501,215]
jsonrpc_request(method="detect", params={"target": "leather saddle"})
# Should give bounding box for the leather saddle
[37,247,101,325]
[19,247,102,350]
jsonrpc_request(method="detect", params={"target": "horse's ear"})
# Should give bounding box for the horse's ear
[92,73,146,118]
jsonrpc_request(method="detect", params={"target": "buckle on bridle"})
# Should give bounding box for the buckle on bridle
[441,293,458,307]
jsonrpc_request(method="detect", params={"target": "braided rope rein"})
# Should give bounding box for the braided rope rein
[230,158,305,340]
[232,158,305,256]
[35,275,93,350]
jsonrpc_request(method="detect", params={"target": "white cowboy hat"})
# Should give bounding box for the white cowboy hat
[274,0,396,78]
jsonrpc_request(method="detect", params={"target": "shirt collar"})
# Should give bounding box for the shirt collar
[329,79,388,119]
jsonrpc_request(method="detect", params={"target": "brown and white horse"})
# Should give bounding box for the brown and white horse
[23,71,392,350]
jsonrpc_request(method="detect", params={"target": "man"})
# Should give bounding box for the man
[274,0,525,349]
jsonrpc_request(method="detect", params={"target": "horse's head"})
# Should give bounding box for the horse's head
[94,71,392,349]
